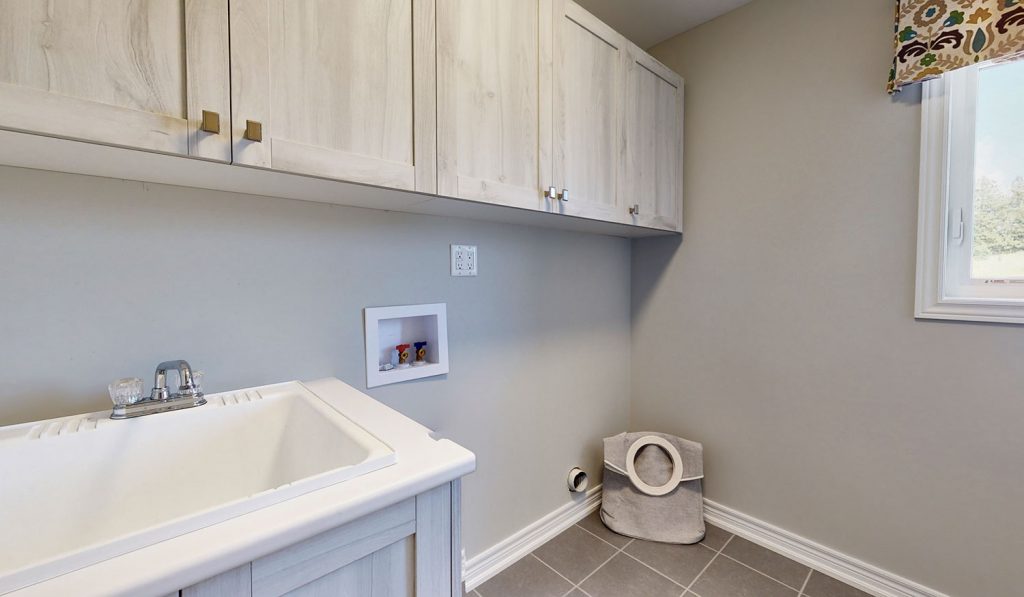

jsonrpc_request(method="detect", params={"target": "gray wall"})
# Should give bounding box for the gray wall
[635,1,1024,595]
[0,165,631,559]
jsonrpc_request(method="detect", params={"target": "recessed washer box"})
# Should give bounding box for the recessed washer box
[364,303,449,388]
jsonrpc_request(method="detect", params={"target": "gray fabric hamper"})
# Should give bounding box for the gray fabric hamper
[600,431,705,544]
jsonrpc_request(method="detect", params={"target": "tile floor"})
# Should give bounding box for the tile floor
[469,512,871,597]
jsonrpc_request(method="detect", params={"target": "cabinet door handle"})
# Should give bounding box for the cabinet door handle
[244,120,263,142]
[545,186,558,201]
[558,189,569,202]
[199,110,220,134]
[629,204,640,215]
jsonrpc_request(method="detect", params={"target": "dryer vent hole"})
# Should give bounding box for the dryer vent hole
[567,468,589,493]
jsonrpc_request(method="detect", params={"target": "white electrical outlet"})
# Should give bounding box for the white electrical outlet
[451,244,477,277]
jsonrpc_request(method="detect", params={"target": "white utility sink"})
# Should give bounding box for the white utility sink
[0,381,396,594]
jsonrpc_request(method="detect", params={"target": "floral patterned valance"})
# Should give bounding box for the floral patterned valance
[889,0,1024,93]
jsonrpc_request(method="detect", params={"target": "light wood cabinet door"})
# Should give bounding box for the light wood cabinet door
[281,539,413,597]
[180,484,461,597]
[0,0,231,161]
[249,499,416,597]
[230,0,436,193]
[551,0,629,223]
[436,0,553,210]
[623,48,684,232]
[183,564,250,597]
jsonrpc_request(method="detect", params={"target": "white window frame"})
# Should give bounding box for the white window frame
[915,63,1024,324]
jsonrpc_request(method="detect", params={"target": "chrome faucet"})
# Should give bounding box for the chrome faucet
[151,360,202,401]
[110,359,207,419]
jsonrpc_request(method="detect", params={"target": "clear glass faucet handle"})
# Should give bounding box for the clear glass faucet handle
[108,377,144,407]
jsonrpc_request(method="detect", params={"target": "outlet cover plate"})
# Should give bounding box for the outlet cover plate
[451,244,477,277]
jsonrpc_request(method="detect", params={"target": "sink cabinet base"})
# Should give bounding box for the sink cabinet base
[180,480,462,597]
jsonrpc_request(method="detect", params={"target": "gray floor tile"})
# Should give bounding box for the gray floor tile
[624,539,715,585]
[699,524,732,551]
[565,590,587,596]
[577,510,632,548]
[476,554,573,597]
[579,553,683,597]
[721,536,809,589]
[802,571,873,597]
[533,525,617,583]
[690,555,797,597]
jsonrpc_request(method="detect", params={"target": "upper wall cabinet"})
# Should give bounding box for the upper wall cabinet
[435,0,682,232]
[229,0,437,193]
[623,47,684,232]
[0,0,231,161]
[0,0,682,235]
[436,0,553,211]
[551,0,630,224]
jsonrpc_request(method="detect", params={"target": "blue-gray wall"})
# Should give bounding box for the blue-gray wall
[0,165,632,558]
[635,1,1024,595]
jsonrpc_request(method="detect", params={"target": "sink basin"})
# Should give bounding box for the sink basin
[0,381,396,594]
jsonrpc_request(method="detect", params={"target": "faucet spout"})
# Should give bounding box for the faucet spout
[152,359,202,401]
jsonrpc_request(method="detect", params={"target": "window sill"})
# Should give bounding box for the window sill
[916,297,1024,325]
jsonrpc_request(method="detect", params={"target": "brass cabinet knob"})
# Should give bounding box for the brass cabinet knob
[545,186,558,201]
[199,110,220,134]
[558,189,569,202]
[629,204,640,215]
[244,120,263,142]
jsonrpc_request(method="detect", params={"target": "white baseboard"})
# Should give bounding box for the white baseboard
[462,485,602,592]
[703,499,949,597]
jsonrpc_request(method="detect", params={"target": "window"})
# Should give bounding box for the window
[916,57,1024,324]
